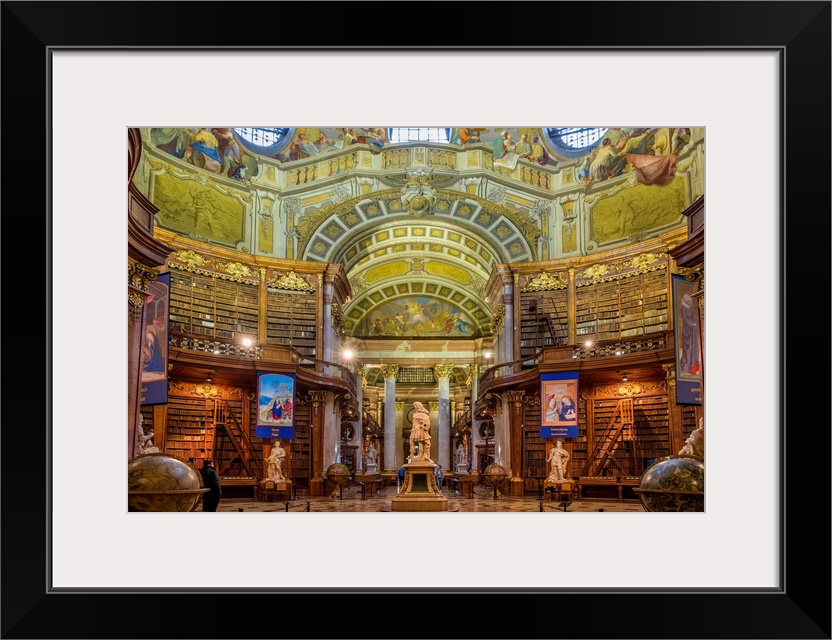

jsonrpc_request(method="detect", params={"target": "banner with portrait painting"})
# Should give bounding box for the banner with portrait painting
[540,372,579,438]
[256,372,296,438]
[672,274,703,405]
[140,272,170,406]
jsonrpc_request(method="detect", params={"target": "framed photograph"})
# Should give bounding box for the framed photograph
[541,372,579,437]
[20,2,829,638]
[672,273,703,404]
[255,372,295,439]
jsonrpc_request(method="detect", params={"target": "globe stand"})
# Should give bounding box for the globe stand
[482,463,508,501]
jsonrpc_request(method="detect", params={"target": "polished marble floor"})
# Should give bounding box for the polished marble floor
[209,482,645,513]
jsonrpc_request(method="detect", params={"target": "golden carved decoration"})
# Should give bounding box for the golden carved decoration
[380,364,399,379]
[267,270,315,292]
[520,271,567,292]
[170,249,210,269]
[221,261,255,282]
[628,252,662,271]
[128,291,145,326]
[428,401,439,412]
[356,364,367,379]
[507,390,526,403]
[309,390,328,403]
[395,401,405,411]
[331,303,346,338]
[581,263,611,282]
[491,304,506,335]
[127,259,159,326]
[434,364,455,379]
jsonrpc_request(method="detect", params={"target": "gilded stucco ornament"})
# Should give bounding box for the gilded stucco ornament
[380,364,399,379]
[434,364,455,379]
[521,271,568,292]
[128,259,159,326]
[267,270,315,292]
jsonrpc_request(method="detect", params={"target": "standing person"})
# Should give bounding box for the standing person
[547,440,571,483]
[200,459,222,512]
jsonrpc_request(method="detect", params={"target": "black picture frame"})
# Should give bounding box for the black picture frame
[4,2,829,639]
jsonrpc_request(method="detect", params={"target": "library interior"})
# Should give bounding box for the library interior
[127,125,705,514]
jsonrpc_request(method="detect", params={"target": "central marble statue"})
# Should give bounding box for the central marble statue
[392,401,448,512]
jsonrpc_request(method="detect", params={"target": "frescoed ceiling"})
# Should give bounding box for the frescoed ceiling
[137,126,703,342]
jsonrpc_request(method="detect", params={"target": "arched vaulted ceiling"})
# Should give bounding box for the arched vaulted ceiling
[297,182,541,338]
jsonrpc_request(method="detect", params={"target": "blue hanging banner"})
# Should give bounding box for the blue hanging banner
[540,371,579,438]
[255,372,296,439]
[140,272,170,406]
[672,274,703,405]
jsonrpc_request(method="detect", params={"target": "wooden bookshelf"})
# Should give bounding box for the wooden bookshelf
[288,400,311,492]
[590,398,636,476]
[266,289,317,358]
[632,395,671,473]
[571,395,589,476]
[168,268,259,341]
[522,397,545,494]
[164,394,211,466]
[575,268,670,343]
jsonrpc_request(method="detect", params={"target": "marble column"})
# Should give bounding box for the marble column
[355,364,366,473]
[468,364,481,478]
[321,279,334,369]
[435,364,454,472]
[502,278,515,365]
[380,364,399,472]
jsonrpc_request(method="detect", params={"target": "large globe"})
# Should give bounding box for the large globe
[482,463,508,487]
[325,463,351,487]
[634,455,704,512]
[128,453,209,512]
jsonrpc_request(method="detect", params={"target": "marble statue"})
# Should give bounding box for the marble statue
[678,417,704,459]
[365,442,378,471]
[137,414,160,454]
[408,401,433,463]
[266,440,286,482]
[546,440,570,483]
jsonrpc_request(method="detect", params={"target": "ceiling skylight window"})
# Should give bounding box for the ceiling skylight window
[389,128,451,143]
[544,127,610,159]
[232,127,294,155]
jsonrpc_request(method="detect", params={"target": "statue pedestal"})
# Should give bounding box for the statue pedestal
[390,460,448,512]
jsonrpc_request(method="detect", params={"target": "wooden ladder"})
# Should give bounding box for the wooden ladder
[213,400,261,477]
[581,398,635,477]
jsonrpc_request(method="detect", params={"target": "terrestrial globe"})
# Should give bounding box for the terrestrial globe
[633,455,704,512]
[128,453,209,512]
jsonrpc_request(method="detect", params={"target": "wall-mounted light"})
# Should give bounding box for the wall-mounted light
[621,373,628,382]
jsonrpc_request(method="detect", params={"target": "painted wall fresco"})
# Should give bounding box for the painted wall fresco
[354,297,477,338]
[153,173,245,245]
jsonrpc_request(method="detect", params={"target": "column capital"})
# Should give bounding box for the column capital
[356,364,368,379]
[428,401,439,412]
[662,364,677,388]
[380,364,399,380]
[434,363,455,379]
[395,401,405,411]
[507,390,526,404]
[309,390,328,404]
[127,259,160,326]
